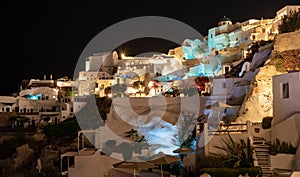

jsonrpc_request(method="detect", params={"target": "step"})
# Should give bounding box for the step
[256,154,269,157]
[261,169,272,172]
[261,167,272,170]
[253,144,270,147]
[256,153,270,157]
[258,163,270,166]
[253,136,266,139]
[259,164,271,167]
[255,149,269,152]
[254,148,270,151]
[257,158,270,162]
[253,142,267,145]
[258,162,270,165]
[263,171,273,174]
[263,171,273,175]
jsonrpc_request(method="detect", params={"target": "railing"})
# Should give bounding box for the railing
[199,121,251,156]
[197,121,250,135]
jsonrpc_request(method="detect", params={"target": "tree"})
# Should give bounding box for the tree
[278,9,300,34]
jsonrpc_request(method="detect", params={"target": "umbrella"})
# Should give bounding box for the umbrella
[172,147,194,154]
[150,152,180,177]
[113,161,156,177]
[206,101,232,122]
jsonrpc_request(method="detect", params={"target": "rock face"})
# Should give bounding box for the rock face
[2,144,35,177]
[32,132,45,142]
[274,30,300,52]
[280,49,300,71]
[40,145,60,169]
[236,65,283,122]
[13,144,35,168]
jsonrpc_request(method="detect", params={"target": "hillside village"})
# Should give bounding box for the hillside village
[0,5,300,177]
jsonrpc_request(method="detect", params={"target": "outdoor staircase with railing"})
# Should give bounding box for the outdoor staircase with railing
[252,136,273,177]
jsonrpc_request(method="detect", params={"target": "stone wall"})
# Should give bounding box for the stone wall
[274,30,300,52]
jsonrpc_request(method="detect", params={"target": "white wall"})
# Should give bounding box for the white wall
[77,80,96,96]
[273,72,300,125]
[18,98,57,113]
[249,124,271,142]
[274,31,300,52]
[212,78,241,96]
[270,154,294,170]
[79,71,98,81]
[200,132,249,156]
[272,114,300,147]
[73,97,87,113]
[61,103,73,121]
[68,152,121,177]
[0,96,17,112]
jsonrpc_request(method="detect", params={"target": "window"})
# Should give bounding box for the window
[282,82,289,98]
[224,66,230,73]
[222,82,226,89]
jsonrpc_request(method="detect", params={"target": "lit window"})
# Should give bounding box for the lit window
[282,82,289,98]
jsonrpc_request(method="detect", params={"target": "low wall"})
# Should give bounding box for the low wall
[274,31,300,52]
[270,154,294,170]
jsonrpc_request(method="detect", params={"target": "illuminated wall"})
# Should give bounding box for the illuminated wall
[85,51,118,74]
[273,72,300,125]
[182,39,208,59]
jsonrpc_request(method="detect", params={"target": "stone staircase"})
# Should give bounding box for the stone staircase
[252,136,273,177]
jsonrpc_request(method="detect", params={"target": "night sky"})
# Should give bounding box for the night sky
[2,0,300,95]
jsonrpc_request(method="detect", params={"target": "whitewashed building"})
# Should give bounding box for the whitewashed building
[0,96,17,112]
[10,78,75,126]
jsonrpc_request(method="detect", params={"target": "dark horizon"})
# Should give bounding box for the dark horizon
[2,0,300,95]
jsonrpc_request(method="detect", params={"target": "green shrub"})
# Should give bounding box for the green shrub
[278,9,300,34]
[199,167,262,177]
[182,166,196,177]
[269,138,297,155]
[197,155,225,168]
[262,117,273,129]
[212,134,254,168]
[43,118,80,141]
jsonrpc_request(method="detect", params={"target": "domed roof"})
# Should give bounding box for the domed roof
[219,16,231,22]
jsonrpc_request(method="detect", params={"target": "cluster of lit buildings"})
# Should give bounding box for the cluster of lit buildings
[0,5,298,127]
[0,5,300,177]
[0,76,74,127]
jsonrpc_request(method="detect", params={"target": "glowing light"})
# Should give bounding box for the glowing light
[121,53,125,59]
[28,94,42,100]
